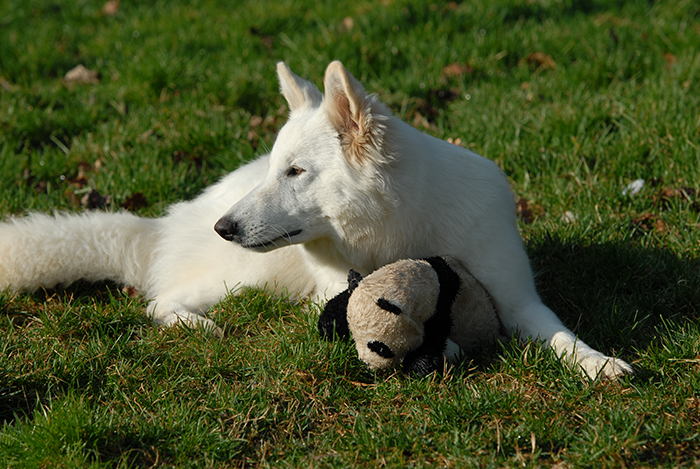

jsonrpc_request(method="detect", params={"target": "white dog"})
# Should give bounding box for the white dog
[0,61,631,379]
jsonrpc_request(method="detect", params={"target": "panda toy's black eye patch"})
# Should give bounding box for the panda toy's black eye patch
[367,341,395,358]
[376,298,402,315]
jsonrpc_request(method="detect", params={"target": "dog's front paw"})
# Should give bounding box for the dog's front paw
[578,353,633,380]
[181,315,224,338]
[149,301,224,337]
[157,310,224,338]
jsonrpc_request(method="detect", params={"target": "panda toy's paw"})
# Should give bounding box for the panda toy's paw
[403,354,444,377]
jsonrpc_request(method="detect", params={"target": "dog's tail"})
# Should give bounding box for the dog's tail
[0,211,158,293]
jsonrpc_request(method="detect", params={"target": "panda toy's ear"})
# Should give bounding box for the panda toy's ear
[318,289,351,341]
[318,269,364,341]
[347,269,363,293]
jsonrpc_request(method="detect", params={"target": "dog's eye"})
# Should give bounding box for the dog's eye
[286,166,304,177]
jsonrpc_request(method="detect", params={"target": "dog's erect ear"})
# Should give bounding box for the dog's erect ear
[323,61,368,132]
[323,61,387,166]
[277,62,322,112]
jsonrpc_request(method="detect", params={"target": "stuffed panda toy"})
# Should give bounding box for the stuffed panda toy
[318,256,503,377]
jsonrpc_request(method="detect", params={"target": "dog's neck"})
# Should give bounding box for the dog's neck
[313,117,443,272]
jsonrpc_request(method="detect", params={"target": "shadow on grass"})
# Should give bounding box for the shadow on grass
[0,388,40,428]
[431,234,700,382]
[499,0,630,24]
[526,233,699,359]
[0,281,149,426]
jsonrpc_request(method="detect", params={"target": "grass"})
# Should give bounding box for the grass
[1,0,699,466]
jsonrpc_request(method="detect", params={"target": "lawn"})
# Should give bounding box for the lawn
[1,0,699,467]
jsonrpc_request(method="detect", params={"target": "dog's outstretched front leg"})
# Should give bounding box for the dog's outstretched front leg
[549,329,634,380]
[507,300,634,380]
[459,221,633,380]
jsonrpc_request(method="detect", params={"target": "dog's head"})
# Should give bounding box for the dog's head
[215,62,397,252]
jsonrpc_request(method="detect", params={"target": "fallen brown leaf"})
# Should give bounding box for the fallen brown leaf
[653,186,696,205]
[22,169,48,193]
[521,52,556,71]
[516,197,545,224]
[122,285,140,298]
[65,65,99,85]
[340,16,354,31]
[442,62,474,79]
[70,171,88,189]
[172,149,204,169]
[81,189,111,209]
[664,52,677,69]
[412,111,435,130]
[71,162,97,188]
[429,87,460,105]
[120,192,148,211]
[631,213,668,234]
[102,0,119,15]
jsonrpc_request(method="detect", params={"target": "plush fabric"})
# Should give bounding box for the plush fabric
[318,256,503,377]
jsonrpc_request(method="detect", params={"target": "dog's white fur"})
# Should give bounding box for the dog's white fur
[0,61,631,379]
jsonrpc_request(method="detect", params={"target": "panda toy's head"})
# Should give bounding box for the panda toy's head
[346,259,441,369]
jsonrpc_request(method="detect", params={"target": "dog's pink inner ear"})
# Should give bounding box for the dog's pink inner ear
[331,89,360,137]
[277,62,322,112]
[323,61,374,160]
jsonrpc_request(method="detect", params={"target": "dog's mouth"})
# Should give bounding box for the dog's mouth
[242,229,303,250]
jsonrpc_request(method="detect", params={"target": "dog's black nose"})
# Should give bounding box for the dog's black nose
[214,217,238,241]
